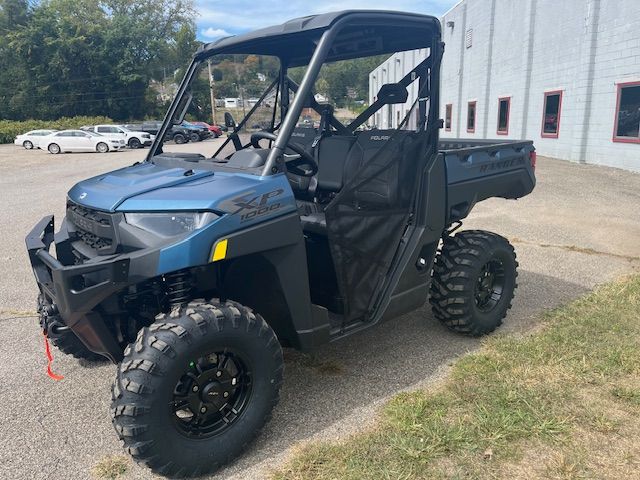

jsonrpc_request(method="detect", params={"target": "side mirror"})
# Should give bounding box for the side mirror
[172,91,193,125]
[224,112,236,129]
[376,83,409,105]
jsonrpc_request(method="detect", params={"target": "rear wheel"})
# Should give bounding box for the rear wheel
[96,142,109,153]
[128,137,141,149]
[48,143,60,154]
[430,230,517,336]
[173,133,186,144]
[111,299,283,477]
[23,140,33,149]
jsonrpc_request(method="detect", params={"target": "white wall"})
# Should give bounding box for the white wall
[370,0,640,172]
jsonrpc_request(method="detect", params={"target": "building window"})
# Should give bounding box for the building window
[541,90,562,138]
[497,97,510,135]
[467,101,476,133]
[445,103,452,131]
[613,81,640,143]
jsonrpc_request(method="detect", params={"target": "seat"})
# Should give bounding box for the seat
[299,130,413,235]
[297,135,356,217]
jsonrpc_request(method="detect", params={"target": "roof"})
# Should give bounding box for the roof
[196,10,440,65]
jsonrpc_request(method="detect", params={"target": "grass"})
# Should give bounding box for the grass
[91,455,129,479]
[273,275,640,479]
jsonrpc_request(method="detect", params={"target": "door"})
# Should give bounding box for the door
[53,132,75,151]
[72,131,94,151]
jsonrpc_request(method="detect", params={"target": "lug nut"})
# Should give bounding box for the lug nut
[192,385,199,392]
[216,371,222,377]
[200,407,207,413]
[223,392,229,398]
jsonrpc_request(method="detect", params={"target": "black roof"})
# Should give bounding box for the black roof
[196,10,440,66]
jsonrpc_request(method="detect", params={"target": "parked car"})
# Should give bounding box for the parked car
[123,121,192,144]
[181,121,212,142]
[81,125,153,149]
[190,121,223,137]
[40,129,125,154]
[14,130,58,149]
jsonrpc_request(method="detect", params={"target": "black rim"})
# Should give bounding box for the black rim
[474,258,506,312]
[170,349,252,438]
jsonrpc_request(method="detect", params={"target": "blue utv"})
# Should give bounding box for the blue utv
[26,10,536,477]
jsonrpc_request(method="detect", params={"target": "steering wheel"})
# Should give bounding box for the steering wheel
[250,131,318,177]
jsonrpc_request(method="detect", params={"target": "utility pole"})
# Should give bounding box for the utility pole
[207,60,216,124]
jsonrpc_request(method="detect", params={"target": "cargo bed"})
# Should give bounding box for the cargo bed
[438,139,536,222]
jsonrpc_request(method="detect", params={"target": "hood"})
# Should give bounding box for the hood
[67,162,214,211]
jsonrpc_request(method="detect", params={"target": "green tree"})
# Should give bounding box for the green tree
[2,0,196,121]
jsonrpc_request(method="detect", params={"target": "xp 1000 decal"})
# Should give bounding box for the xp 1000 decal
[229,188,284,223]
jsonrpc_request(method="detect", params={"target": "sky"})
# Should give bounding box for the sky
[195,0,458,41]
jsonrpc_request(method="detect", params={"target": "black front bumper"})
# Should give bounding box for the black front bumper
[26,216,135,362]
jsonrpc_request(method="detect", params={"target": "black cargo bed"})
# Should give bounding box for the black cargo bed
[438,139,536,222]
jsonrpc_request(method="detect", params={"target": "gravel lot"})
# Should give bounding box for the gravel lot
[0,142,639,480]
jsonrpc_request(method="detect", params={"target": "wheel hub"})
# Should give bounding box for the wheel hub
[170,350,251,438]
[474,259,506,312]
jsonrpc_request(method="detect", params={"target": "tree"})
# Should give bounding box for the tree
[1,0,196,121]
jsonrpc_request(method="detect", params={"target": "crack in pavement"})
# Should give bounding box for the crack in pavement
[510,238,640,263]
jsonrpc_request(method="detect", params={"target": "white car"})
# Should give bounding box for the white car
[81,124,154,149]
[14,130,58,149]
[41,130,125,154]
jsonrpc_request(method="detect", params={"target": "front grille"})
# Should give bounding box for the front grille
[76,229,113,250]
[67,201,118,255]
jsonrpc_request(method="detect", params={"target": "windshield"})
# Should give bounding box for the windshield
[155,54,281,158]
[86,131,102,137]
[119,126,131,132]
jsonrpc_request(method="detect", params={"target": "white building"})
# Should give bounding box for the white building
[369,0,640,172]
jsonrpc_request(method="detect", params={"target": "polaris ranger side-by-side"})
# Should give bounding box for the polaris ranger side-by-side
[26,10,535,477]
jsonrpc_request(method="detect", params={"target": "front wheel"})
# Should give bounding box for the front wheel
[128,137,141,149]
[111,299,283,477]
[51,329,107,362]
[96,142,109,153]
[430,230,518,336]
[189,132,201,142]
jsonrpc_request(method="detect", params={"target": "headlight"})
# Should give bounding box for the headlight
[124,212,219,237]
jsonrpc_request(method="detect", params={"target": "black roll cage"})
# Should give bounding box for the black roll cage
[147,10,443,177]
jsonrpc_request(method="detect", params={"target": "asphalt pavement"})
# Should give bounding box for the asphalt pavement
[0,142,638,480]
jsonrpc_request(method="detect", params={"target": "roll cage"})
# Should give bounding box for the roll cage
[147,10,443,175]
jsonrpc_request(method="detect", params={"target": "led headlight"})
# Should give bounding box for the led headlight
[124,211,219,237]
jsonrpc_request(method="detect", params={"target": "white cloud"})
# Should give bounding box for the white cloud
[201,27,232,39]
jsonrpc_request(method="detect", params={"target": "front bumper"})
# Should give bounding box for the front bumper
[26,215,156,362]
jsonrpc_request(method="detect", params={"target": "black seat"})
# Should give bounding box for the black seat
[300,130,414,235]
[296,135,356,215]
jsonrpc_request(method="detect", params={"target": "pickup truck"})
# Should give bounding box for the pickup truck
[181,121,213,142]
[123,121,192,144]
[80,124,153,149]
[26,10,535,478]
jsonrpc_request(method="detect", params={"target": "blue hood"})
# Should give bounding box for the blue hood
[68,162,214,211]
